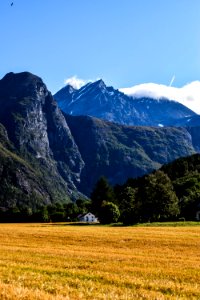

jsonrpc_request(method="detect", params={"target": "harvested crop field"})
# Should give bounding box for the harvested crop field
[0,223,199,299]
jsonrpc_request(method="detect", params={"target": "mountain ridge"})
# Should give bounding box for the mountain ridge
[64,114,197,195]
[54,80,197,127]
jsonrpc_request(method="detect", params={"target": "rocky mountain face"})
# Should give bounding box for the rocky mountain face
[65,114,197,195]
[54,80,196,126]
[0,71,200,210]
[173,115,200,127]
[0,72,84,210]
[0,122,55,209]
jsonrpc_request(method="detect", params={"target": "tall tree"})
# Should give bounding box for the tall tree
[91,176,114,215]
[141,171,179,222]
[119,187,141,224]
[98,201,120,224]
[174,174,200,220]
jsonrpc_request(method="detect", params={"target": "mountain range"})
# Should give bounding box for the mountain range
[54,80,198,127]
[0,71,200,211]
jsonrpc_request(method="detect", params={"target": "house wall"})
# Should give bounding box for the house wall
[196,211,200,221]
[80,213,98,223]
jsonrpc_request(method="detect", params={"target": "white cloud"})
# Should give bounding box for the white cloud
[64,76,90,89]
[64,76,102,90]
[120,81,200,114]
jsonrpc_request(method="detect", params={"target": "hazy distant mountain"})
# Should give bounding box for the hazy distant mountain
[54,80,196,127]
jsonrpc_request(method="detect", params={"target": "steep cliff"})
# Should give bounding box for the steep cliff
[0,72,84,209]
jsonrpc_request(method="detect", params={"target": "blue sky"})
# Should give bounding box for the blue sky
[1,0,200,108]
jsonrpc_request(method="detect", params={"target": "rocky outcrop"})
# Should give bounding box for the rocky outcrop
[0,72,84,208]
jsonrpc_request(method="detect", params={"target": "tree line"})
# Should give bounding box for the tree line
[0,199,91,223]
[1,154,200,224]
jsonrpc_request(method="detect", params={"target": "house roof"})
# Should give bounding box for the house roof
[78,212,96,218]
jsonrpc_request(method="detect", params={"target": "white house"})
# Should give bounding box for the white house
[196,210,200,221]
[78,212,98,223]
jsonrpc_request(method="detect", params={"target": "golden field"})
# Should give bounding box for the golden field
[0,223,199,300]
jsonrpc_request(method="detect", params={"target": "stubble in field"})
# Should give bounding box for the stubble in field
[0,223,199,299]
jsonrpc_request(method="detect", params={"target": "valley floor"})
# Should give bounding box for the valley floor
[0,223,199,299]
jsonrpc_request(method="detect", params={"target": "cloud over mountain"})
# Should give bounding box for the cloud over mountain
[64,76,88,89]
[120,81,200,114]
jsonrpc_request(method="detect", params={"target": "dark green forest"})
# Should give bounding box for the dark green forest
[91,153,200,224]
[1,153,200,224]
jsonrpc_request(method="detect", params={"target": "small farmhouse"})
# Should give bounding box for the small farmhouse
[196,210,200,221]
[196,203,200,221]
[78,212,98,223]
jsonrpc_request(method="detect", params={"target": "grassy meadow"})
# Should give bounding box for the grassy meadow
[0,223,199,299]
